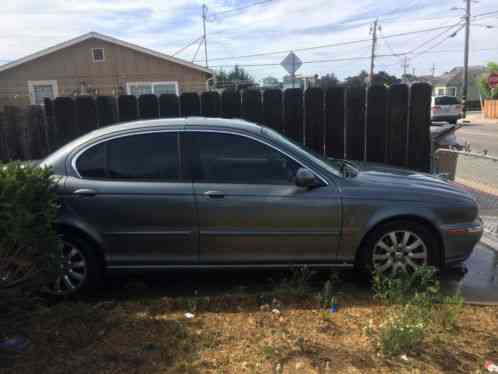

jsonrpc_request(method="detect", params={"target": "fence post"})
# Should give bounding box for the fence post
[408,82,432,172]
[366,85,388,163]
[325,86,346,159]
[0,112,6,162]
[387,84,409,167]
[346,86,366,161]
[96,96,118,127]
[222,90,241,118]
[201,91,221,117]
[159,94,180,118]
[242,90,262,123]
[27,106,49,159]
[118,95,138,122]
[54,97,77,147]
[284,88,304,143]
[139,94,159,119]
[75,96,98,136]
[43,98,57,152]
[180,93,201,116]
[263,89,283,133]
[304,87,324,154]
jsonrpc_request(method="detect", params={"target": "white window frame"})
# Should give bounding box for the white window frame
[92,48,105,63]
[446,86,457,97]
[27,80,58,105]
[126,81,179,96]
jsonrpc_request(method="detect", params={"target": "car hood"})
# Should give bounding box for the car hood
[340,161,474,201]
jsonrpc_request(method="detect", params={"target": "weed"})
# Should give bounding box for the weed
[272,266,315,297]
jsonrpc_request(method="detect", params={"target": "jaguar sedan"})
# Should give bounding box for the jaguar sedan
[40,117,483,295]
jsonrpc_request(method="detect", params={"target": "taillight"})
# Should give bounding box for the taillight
[432,106,441,112]
[455,104,463,111]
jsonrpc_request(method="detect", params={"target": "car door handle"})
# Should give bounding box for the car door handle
[204,190,225,199]
[73,188,97,197]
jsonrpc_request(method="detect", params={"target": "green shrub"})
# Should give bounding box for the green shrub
[0,162,60,291]
[272,266,315,297]
[479,62,498,99]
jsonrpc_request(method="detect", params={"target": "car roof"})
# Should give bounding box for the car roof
[85,117,263,139]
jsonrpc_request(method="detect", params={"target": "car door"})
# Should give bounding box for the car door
[186,130,341,264]
[63,130,197,267]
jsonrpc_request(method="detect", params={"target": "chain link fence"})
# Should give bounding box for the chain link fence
[434,149,498,247]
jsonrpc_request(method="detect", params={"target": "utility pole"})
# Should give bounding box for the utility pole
[369,19,379,85]
[202,4,209,68]
[402,56,409,76]
[431,64,436,77]
[462,0,471,118]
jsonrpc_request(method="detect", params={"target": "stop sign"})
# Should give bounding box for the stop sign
[488,73,498,88]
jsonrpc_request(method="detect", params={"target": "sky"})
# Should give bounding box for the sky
[0,0,497,82]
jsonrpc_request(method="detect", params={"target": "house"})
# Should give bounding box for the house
[0,32,213,107]
[420,66,485,101]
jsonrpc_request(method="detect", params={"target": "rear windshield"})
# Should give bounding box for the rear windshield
[435,96,460,105]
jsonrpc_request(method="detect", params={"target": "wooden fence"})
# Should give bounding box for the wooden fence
[0,83,432,172]
[484,100,498,119]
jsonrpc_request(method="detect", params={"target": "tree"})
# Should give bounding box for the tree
[478,62,498,99]
[343,70,400,87]
[344,70,369,87]
[214,65,255,90]
[262,76,280,87]
[319,73,339,89]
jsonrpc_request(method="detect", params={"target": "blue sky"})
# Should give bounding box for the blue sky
[1,0,497,82]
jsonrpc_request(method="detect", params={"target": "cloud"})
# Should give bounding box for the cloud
[0,0,496,80]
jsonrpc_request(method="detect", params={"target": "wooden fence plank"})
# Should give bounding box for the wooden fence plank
[180,93,200,116]
[366,85,388,163]
[242,90,262,123]
[3,106,24,160]
[325,86,346,158]
[284,88,303,143]
[408,83,432,172]
[387,84,409,167]
[159,94,180,118]
[304,87,324,154]
[96,96,117,127]
[263,89,283,133]
[27,106,48,159]
[201,91,221,117]
[54,97,77,147]
[43,98,57,152]
[346,86,366,161]
[139,94,159,119]
[118,95,138,122]
[75,96,98,136]
[222,90,241,118]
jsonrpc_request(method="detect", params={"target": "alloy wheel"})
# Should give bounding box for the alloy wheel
[372,230,428,275]
[51,241,87,295]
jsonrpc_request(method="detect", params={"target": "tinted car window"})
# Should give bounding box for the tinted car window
[76,142,106,178]
[191,132,300,184]
[435,96,460,105]
[108,133,179,180]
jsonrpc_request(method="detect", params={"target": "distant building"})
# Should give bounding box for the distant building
[419,66,485,101]
[282,75,318,90]
[0,31,213,107]
[261,76,281,89]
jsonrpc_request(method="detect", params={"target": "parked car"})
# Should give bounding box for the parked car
[40,118,483,295]
[430,96,463,124]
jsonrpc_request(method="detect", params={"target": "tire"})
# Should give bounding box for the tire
[358,220,441,276]
[48,234,103,296]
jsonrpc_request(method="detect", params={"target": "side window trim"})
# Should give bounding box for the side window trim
[185,129,329,186]
[71,130,182,181]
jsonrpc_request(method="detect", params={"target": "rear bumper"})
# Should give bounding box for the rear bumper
[431,114,461,122]
[441,218,483,265]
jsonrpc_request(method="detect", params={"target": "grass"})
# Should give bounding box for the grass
[2,268,498,373]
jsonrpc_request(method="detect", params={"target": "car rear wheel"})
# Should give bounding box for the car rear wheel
[359,220,440,276]
[48,235,102,296]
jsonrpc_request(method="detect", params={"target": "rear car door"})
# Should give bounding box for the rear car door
[63,130,197,267]
[186,130,341,264]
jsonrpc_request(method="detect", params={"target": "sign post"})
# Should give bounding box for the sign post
[281,51,302,89]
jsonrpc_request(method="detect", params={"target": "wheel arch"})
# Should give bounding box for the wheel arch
[354,214,445,268]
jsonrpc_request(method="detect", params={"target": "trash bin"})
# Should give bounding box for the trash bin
[435,149,458,180]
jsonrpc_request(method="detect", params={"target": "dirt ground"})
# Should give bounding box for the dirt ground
[2,270,498,374]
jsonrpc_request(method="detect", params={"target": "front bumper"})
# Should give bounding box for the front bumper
[441,218,483,265]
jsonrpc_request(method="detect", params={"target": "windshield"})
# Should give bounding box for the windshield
[261,126,343,177]
[435,96,460,105]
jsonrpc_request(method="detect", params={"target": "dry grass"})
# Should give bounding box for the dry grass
[2,271,498,374]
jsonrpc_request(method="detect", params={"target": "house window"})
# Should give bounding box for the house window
[126,81,179,97]
[436,87,446,96]
[28,80,58,105]
[446,87,457,97]
[92,48,105,62]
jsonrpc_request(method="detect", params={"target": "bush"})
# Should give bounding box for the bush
[0,162,60,291]
[479,62,498,99]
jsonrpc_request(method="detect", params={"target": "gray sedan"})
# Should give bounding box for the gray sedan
[40,117,483,294]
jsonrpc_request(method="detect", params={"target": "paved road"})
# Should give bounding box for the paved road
[458,116,498,156]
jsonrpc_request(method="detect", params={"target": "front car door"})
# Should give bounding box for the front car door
[63,130,197,267]
[186,129,341,265]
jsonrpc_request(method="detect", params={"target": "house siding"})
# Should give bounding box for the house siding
[0,37,210,105]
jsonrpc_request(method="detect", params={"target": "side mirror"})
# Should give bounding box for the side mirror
[295,168,321,189]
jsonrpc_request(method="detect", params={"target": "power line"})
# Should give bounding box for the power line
[172,36,203,56]
[196,23,463,62]
[207,0,273,19]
